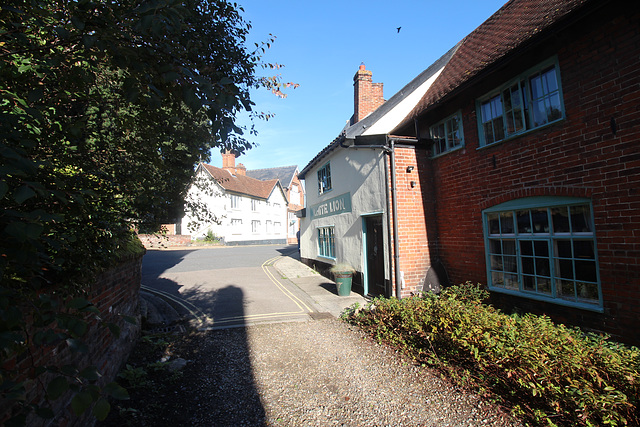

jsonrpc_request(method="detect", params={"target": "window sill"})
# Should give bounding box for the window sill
[318,255,336,261]
[431,144,465,159]
[488,286,604,313]
[477,118,565,150]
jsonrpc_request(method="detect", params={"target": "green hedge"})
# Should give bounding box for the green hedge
[344,283,640,426]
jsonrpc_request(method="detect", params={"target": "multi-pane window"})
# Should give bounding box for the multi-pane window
[230,195,240,209]
[483,197,601,308]
[318,226,335,258]
[266,220,272,233]
[251,220,260,233]
[317,162,332,195]
[430,112,464,155]
[274,222,281,234]
[478,58,564,146]
[251,199,258,211]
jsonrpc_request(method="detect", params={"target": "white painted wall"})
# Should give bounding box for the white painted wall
[182,168,288,243]
[300,147,389,278]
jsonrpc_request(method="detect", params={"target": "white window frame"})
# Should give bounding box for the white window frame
[230,195,240,209]
[477,57,565,147]
[483,197,602,311]
[430,111,464,156]
[317,226,335,259]
[251,220,260,233]
[317,162,332,195]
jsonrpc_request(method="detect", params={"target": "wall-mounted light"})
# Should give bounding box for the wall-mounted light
[406,166,414,173]
[410,181,416,188]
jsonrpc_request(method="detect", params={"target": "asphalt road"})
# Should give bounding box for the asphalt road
[141,244,316,329]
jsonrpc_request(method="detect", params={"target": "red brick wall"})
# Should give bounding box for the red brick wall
[388,145,437,298]
[419,8,640,344]
[138,233,192,248]
[5,255,143,425]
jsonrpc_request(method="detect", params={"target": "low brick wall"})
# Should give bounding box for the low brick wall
[5,255,143,426]
[137,233,192,249]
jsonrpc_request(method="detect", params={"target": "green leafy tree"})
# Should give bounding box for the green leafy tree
[0,0,295,423]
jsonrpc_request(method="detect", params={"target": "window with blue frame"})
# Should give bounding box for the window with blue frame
[317,162,332,195]
[430,112,464,156]
[478,57,564,146]
[318,226,335,258]
[483,197,601,309]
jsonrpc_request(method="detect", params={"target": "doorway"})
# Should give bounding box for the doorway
[364,215,386,297]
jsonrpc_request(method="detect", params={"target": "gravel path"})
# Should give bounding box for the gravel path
[184,318,522,426]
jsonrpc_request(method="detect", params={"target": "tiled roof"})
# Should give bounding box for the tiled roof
[405,0,590,121]
[246,165,298,188]
[200,163,279,199]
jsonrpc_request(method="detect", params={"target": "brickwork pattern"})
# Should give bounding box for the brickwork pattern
[5,256,143,425]
[423,9,640,344]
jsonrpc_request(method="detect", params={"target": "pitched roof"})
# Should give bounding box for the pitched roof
[200,163,281,200]
[246,165,298,188]
[299,48,458,179]
[404,0,591,123]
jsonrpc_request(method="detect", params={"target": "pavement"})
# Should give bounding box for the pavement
[139,249,369,331]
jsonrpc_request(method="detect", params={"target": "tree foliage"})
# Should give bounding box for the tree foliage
[0,0,294,422]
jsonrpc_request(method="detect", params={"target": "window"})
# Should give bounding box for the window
[251,220,260,233]
[318,226,335,258]
[274,222,281,234]
[317,162,332,194]
[231,195,240,209]
[251,199,258,211]
[266,220,272,233]
[478,58,564,146]
[430,112,464,155]
[483,197,601,309]
[230,219,242,226]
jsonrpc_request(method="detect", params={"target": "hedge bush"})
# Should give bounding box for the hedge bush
[344,283,640,426]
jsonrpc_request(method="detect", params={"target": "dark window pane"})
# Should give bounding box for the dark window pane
[517,210,532,234]
[501,212,514,234]
[520,240,533,256]
[504,255,518,273]
[522,257,534,274]
[492,271,504,287]
[505,274,519,290]
[559,280,575,299]
[577,282,599,302]
[536,258,550,277]
[523,275,535,290]
[531,208,549,233]
[503,240,516,255]
[575,260,597,282]
[537,278,551,294]
[534,240,548,256]
[556,259,574,279]
[490,254,503,270]
[573,240,595,259]
[490,239,502,254]
[552,206,570,233]
[556,240,572,258]
[488,213,500,234]
[570,205,592,233]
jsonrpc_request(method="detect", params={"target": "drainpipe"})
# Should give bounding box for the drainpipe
[387,136,402,299]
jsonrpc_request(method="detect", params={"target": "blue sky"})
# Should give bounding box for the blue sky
[210,0,507,173]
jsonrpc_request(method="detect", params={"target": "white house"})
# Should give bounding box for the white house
[181,152,289,245]
[298,60,452,297]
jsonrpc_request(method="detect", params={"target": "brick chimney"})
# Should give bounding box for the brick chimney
[236,163,246,176]
[353,63,384,124]
[222,150,236,175]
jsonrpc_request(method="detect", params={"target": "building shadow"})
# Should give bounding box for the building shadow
[139,252,267,425]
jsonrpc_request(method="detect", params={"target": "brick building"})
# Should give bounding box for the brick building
[391,0,640,344]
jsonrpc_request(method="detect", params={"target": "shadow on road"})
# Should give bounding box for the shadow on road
[181,285,267,425]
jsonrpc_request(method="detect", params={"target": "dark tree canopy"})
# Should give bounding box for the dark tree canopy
[0,1,294,422]
[0,0,286,287]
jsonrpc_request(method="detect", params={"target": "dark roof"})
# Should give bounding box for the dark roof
[403,0,591,123]
[246,165,298,188]
[200,163,281,200]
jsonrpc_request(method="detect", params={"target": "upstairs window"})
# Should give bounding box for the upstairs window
[317,162,332,195]
[483,197,601,310]
[430,112,464,156]
[251,199,258,211]
[230,195,240,209]
[478,58,564,146]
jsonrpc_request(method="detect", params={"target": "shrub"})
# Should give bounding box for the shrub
[345,283,640,426]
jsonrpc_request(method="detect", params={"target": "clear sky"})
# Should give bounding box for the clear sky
[209,0,508,173]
